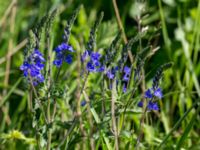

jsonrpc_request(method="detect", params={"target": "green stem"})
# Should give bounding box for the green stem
[47,129,52,150]
[46,96,51,150]
[29,74,48,124]
[158,0,171,52]
[46,35,52,150]
[135,104,148,149]
[111,79,119,150]
[36,126,42,150]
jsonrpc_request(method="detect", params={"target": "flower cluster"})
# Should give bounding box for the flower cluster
[122,66,131,92]
[20,49,45,86]
[138,101,159,111]
[83,51,105,72]
[138,87,163,111]
[53,43,74,67]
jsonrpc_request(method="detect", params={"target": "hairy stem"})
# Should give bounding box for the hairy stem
[46,33,53,150]
[111,79,119,150]
[83,91,95,150]
[28,74,48,150]
[29,74,48,124]
[35,125,42,150]
[46,97,51,150]
[46,129,52,150]
[136,15,146,99]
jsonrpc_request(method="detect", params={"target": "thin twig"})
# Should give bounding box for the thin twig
[0,0,17,27]
[112,0,134,63]
[136,15,146,100]
[76,49,87,137]
[0,39,27,65]
[1,0,17,127]
[135,105,148,149]
[3,0,17,95]
[112,0,127,43]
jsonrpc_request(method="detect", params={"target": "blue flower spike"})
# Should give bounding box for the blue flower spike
[20,49,45,86]
[85,52,105,73]
[53,43,75,67]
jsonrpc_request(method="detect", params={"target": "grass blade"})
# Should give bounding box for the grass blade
[176,106,200,149]
[0,77,22,107]
[156,99,199,150]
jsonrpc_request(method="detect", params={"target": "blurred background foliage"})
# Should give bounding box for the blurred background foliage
[0,0,200,149]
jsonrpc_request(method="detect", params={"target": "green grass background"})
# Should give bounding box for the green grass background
[0,0,200,149]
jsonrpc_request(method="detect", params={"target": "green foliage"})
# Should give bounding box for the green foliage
[0,0,200,150]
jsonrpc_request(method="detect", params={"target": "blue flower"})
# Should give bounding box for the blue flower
[55,43,74,53]
[123,74,130,81]
[123,66,131,81]
[85,52,105,73]
[53,43,75,67]
[81,100,87,106]
[107,70,114,79]
[124,66,131,74]
[20,49,45,86]
[81,50,89,62]
[91,52,101,61]
[154,88,163,99]
[65,54,73,64]
[138,101,143,107]
[20,61,31,77]
[86,61,95,72]
[147,101,159,111]
[144,89,153,99]
[32,49,45,62]
[137,101,159,111]
[106,66,118,79]
[97,66,105,72]
[144,88,163,99]
[53,59,62,67]
[123,84,127,93]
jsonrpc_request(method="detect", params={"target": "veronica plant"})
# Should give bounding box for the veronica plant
[20,7,79,150]
[19,5,173,150]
